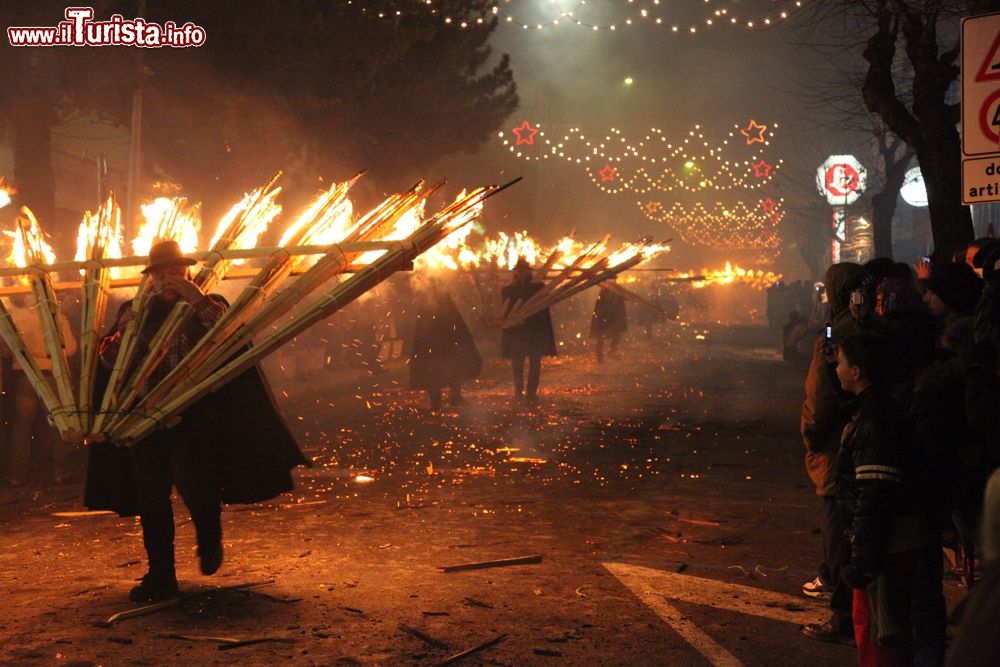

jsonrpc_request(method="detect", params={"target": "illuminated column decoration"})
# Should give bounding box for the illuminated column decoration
[816,155,866,266]
[637,198,784,253]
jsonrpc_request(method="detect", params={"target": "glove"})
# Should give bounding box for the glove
[841,563,874,589]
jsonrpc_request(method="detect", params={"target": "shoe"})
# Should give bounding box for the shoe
[802,575,833,599]
[129,571,179,603]
[800,617,854,645]
[198,541,224,576]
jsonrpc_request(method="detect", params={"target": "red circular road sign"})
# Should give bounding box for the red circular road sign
[978,88,1000,145]
[824,163,861,197]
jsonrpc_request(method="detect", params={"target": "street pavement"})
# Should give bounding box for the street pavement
[0,324,957,665]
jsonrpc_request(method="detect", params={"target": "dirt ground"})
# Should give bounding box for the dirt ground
[0,323,966,666]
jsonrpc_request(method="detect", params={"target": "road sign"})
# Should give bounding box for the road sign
[962,11,1000,204]
[816,155,866,205]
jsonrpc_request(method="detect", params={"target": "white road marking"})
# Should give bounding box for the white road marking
[603,562,829,666]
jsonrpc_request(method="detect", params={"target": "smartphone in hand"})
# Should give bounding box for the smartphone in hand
[822,323,834,357]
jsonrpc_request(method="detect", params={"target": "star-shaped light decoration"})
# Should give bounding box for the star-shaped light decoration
[512,120,539,146]
[752,160,773,179]
[599,163,617,182]
[740,119,768,145]
[643,201,663,216]
[761,197,777,213]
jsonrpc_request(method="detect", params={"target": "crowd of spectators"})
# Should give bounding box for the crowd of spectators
[794,238,1000,666]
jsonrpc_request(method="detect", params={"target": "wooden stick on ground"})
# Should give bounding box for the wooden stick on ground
[433,634,508,667]
[399,624,452,650]
[439,554,543,573]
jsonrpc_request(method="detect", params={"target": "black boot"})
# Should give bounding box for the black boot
[198,540,224,576]
[129,569,179,602]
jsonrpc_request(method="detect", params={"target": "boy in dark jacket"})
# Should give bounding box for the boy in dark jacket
[835,333,926,666]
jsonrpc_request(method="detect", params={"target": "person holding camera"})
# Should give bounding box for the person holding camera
[800,262,868,643]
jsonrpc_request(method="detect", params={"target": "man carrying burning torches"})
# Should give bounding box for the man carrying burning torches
[85,240,308,603]
[408,276,482,410]
[501,258,557,403]
[589,277,628,363]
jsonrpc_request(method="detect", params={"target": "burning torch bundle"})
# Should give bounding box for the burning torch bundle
[0,174,509,445]
[492,236,670,329]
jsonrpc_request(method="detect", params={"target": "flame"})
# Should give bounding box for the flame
[210,186,282,257]
[0,178,15,209]
[9,208,56,268]
[481,231,546,270]
[133,197,202,256]
[680,262,782,290]
[415,189,485,271]
[355,200,426,266]
[74,195,124,278]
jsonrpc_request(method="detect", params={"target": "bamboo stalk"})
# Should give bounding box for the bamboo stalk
[602,280,667,315]
[91,276,153,436]
[116,189,489,443]
[0,298,70,434]
[77,196,118,434]
[16,211,82,436]
[0,241,425,279]
[111,186,442,439]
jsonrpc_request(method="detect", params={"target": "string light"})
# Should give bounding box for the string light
[639,198,784,252]
[346,0,811,35]
[501,121,782,194]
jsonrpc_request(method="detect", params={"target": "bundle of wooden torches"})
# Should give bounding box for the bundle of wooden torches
[0,173,668,446]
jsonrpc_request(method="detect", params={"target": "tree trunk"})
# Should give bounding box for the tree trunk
[870,147,911,259]
[915,118,972,262]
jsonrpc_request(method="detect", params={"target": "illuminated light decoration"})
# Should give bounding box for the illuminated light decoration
[347,0,814,35]
[501,123,777,166]
[900,166,928,207]
[752,159,773,179]
[599,163,617,182]
[816,155,867,264]
[511,120,539,146]
[739,119,768,145]
[816,155,866,206]
[841,216,874,264]
[502,122,783,194]
[584,160,783,195]
[678,262,783,290]
[638,198,784,254]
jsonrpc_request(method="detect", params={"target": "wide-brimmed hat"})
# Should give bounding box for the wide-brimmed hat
[513,257,532,272]
[141,239,197,274]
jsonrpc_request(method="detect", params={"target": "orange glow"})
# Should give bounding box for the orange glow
[74,195,124,277]
[0,178,15,209]
[133,197,202,256]
[7,207,56,268]
[680,262,781,290]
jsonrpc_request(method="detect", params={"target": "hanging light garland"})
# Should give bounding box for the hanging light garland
[346,0,811,34]
[500,123,775,165]
[638,198,784,252]
[502,121,782,194]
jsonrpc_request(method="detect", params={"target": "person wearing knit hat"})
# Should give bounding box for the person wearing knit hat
[924,263,984,320]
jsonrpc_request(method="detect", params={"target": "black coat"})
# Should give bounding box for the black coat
[84,298,309,517]
[408,291,482,390]
[500,281,557,358]
[589,287,627,338]
[835,386,922,575]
